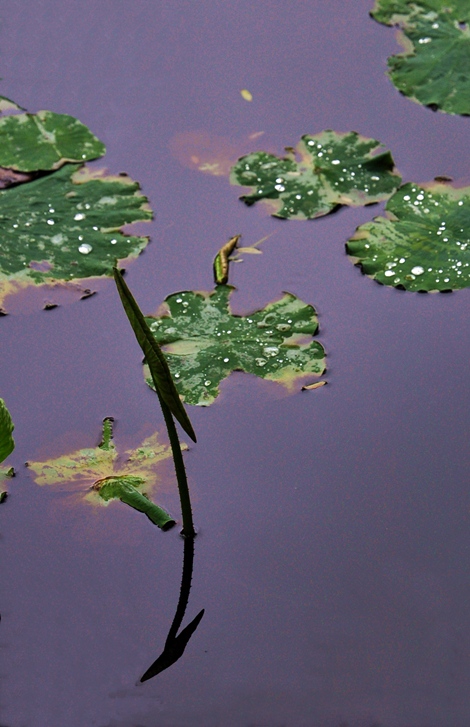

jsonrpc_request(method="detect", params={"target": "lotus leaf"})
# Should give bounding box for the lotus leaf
[0,163,152,307]
[346,181,470,291]
[230,131,401,219]
[28,419,181,529]
[371,0,470,115]
[0,110,105,171]
[145,285,326,406]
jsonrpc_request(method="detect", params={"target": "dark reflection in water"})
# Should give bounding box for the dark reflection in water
[140,536,204,682]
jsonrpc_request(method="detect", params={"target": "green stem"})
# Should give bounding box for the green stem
[156,383,195,538]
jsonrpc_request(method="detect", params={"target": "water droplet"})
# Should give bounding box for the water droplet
[255,358,267,367]
[384,270,395,277]
[223,357,229,363]
[47,219,55,225]
[110,239,117,245]
[78,243,93,254]
[74,213,85,221]
[176,298,183,303]
[411,266,424,276]
[92,226,98,231]
[204,380,211,386]
[174,373,180,379]
[263,346,279,357]
[275,184,285,192]
[331,159,340,165]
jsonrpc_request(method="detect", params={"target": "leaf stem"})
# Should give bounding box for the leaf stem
[156,385,195,538]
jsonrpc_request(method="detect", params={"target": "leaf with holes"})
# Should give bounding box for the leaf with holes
[145,286,326,406]
[28,418,181,529]
[0,163,152,308]
[0,110,105,171]
[230,131,401,219]
[371,0,470,115]
[346,181,470,291]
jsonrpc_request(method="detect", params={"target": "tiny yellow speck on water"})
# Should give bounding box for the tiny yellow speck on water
[240,89,253,102]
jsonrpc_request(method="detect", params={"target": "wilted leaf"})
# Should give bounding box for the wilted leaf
[371,0,470,115]
[0,110,105,171]
[346,180,470,291]
[230,131,401,219]
[0,164,152,307]
[28,419,181,529]
[0,398,14,464]
[145,286,326,406]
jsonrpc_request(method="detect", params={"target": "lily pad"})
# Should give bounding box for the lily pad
[0,163,152,307]
[346,180,470,291]
[230,131,401,219]
[371,0,470,115]
[0,110,106,171]
[145,285,326,406]
[28,418,182,529]
[0,398,14,463]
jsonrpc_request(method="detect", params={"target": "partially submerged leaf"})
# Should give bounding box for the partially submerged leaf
[113,268,197,442]
[0,95,25,113]
[371,0,470,115]
[213,234,241,285]
[28,419,180,529]
[0,110,105,171]
[0,164,152,307]
[145,286,326,406]
[0,398,14,463]
[346,180,470,291]
[230,131,401,219]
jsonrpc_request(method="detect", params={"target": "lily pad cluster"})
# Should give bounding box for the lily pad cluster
[230,131,401,219]
[371,0,470,115]
[0,100,152,309]
[145,285,326,406]
[346,180,470,291]
[28,418,179,529]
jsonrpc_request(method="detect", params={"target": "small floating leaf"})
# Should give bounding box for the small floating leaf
[371,0,470,115]
[302,380,327,391]
[0,398,14,464]
[0,110,105,171]
[346,181,470,291]
[145,286,326,406]
[240,89,253,101]
[213,234,241,285]
[230,131,401,219]
[0,164,152,307]
[29,419,180,529]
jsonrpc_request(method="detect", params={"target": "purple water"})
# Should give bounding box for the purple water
[0,2,469,726]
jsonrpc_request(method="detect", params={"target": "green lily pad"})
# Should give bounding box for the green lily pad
[0,398,14,464]
[28,418,180,529]
[346,180,470,291]
[371,0,470,115]
[145,286,326,406]
[0,110,105,171]
[230,131,401,219]
[0,163,152,307]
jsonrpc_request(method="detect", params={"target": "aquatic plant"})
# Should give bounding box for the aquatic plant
[113,268,197,537]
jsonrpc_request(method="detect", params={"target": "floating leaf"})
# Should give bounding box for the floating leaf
[28,418,181,529]
[0,398,14,464]
[346,181,470,291]
[213,234,241,285]
[145,286,326,406]
[230,131,401,219]
[0,164,152,307]
[0,95,25,113]
[0,110,105,171]
[371,0,470,115]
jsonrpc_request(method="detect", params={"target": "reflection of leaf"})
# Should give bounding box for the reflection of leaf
[145,285,326,406]
[28,419,179,529]
[346,181,470,291]
[0,110,105,171]
[230,131,401,219]
[0,164,152,307]
[371,0,470,115]
[0,398,14,464]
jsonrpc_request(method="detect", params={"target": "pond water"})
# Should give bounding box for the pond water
[1,2,469,726]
